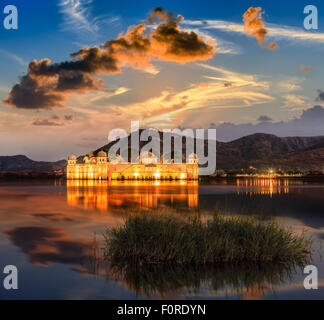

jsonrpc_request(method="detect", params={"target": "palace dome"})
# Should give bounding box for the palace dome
[68,154,76,160]
[98,150,107,157]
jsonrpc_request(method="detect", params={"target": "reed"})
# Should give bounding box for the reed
[104,210,311,266]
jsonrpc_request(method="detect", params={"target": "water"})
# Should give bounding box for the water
[0,179,323,300]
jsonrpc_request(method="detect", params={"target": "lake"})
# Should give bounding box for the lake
[0,179,323,300]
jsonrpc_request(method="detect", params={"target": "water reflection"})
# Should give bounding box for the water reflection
[82,253,302,299]
[0,179,323,299]
[4,225,92,266]
[236,178,290,196]
[67,180,199,211]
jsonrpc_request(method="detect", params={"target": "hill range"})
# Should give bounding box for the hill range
[1,133,324,173]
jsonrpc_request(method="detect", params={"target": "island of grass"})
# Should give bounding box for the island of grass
[104,211,312,266]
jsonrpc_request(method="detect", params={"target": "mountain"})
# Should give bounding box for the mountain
[1,133,324,173]
[216,134,324,170]
[93,132,324,172]
[0,155,66,173]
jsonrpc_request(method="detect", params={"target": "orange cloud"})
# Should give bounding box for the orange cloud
[4,8,215,110]
[243,7,278,50]
[299,65,313,72]
[268,42,279,51]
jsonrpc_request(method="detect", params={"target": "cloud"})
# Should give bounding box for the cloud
[32,115,64,126]
[67,87,130,112]
[182,29,240,55]
[32,113,74,126]
[277,78,302,92]
[4,8,215,110]
[299,65,313,73]
[183,19,324,45]
[258,115,272,122]
[58,0,99,37]
[105,64,274,127]
[301,105,324,121]
[4,226,91,266]
[283,94,308,108]
[172,18,240,56]
[4,73,68,110]
[64,114,74,121]
[199,63,269,89]
[243,7,278,50]
[0,49,28,67]
[62,62,272,132]
[315,90,324,102]
[216,105,324,141]
[58,1,123,43]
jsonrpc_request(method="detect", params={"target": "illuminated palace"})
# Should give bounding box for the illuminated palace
[67,151,198,180]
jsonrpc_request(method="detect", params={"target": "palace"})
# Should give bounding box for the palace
[67,151,198,180]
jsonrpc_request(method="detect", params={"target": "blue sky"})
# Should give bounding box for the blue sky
[0,0,324,160]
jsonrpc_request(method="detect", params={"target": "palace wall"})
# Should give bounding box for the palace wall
[67,162,198,180]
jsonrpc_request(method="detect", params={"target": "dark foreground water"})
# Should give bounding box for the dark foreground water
[0,179,323,300]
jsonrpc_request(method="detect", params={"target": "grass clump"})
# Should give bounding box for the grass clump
[104,211,311,266]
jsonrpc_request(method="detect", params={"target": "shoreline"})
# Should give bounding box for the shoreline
[0,172,324,182]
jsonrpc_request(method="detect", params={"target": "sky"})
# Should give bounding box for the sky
[1,0,324,161]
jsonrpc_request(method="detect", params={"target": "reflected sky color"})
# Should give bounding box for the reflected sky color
[0,179,324,299]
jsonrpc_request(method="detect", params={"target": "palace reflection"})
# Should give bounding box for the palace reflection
[67,180,198,211]
[236,178,290,196]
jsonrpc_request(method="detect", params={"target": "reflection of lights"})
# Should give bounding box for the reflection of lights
[236,178,290,196]
[66,180,199,210]
[66,180,199,188]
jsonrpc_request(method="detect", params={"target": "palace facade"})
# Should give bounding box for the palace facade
[67,151,198,180]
